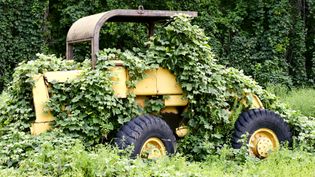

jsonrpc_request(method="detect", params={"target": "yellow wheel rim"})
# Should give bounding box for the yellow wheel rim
[249,128,279,158]
[140,137,166,159]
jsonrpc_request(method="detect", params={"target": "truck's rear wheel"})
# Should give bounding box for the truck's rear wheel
[115,115,176,159]
[232,109,292,158]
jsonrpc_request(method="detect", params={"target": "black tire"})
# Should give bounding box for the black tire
[232,109,292,149]
[115,115,176,157]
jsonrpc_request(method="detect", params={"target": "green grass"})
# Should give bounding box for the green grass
[267,85,315,117]
[281,88,315,117]
[0,143,314,177]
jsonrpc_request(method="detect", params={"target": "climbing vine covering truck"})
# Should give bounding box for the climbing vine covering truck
[30,9,292,159]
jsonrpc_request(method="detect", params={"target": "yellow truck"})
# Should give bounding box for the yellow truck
[30,9,292,159]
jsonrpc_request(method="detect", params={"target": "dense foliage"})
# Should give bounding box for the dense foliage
[0,1,48,91]
[0,54,83,167]
[1,141,315,176]
[0,16,314,169]
[1,0,315,91]
[47,56,142,145]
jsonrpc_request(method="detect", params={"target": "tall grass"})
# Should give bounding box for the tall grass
[0,143,314,177]
[267,85,315,117]
[281,88,315,117]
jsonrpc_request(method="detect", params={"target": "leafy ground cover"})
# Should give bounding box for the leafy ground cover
[0,140,314,177]
[0,15,314,176]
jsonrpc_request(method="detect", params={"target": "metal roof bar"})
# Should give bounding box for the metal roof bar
[66,9,198,67]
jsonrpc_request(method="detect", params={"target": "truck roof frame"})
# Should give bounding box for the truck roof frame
[66,9,197,67]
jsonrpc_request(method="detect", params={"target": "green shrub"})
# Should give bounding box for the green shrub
[0,130,78,168]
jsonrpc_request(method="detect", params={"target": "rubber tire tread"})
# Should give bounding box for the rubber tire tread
[232,109,292,149]
[115,115,176,157]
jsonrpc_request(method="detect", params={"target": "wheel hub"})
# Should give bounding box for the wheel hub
[140,137,166,159]
[249,128,279,158]
[256,137,273,157]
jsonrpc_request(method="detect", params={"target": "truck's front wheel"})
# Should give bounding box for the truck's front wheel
[232,109,292,158]
[115,115,176,159]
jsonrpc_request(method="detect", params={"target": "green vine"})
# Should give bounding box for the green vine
[0,0,49,91]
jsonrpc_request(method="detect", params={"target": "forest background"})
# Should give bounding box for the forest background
[0,0,314,91]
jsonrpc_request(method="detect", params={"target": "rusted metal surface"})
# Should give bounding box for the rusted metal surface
[66,9,198,67]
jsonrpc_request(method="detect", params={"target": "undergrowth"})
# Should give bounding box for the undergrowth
[0,138,314,177]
